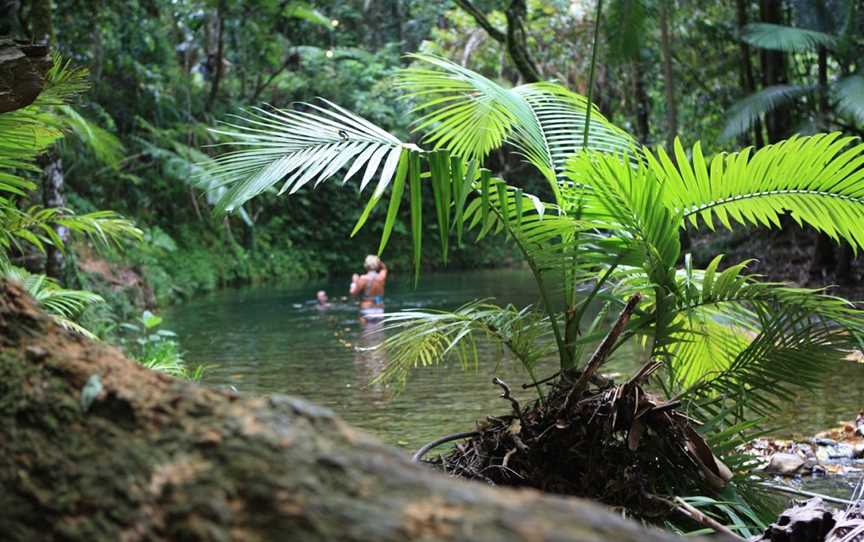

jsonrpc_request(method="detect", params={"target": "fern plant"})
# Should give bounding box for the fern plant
[207,53,864,528]
[0,57,141,267]
[0,56,141,336]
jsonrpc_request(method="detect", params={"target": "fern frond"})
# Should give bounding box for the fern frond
[834,74,864,126]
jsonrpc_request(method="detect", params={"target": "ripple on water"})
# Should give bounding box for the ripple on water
[164,269,864,460]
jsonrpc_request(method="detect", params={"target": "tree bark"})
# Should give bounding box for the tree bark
[658,0,678,152]
[0,280,699,542]
[453,0,541,83]
[735,0,765,148]
[632,59,650,144]
[40,153,66,278]
[26,0,52,43]
[758,0,791,142]
[206,0,226,112]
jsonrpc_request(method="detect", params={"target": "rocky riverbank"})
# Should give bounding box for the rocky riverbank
[744,415,864,478]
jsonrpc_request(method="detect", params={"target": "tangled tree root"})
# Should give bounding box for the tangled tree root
[420,295,733,522]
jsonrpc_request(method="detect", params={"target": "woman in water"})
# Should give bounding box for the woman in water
[350,255,387,322]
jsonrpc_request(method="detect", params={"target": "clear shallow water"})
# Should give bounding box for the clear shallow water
[164,268,864,453]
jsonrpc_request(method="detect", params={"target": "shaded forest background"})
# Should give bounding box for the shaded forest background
[2,0,862,330]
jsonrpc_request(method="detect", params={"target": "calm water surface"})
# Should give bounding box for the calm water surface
[164,269,864,452]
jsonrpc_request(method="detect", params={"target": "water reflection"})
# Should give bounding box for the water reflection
[164,269,864,453]
[354,318,388,396]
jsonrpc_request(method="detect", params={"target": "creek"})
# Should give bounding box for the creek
[165,268,864,496]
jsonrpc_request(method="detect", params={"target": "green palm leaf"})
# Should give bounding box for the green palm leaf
[1,262,103,338]
[685,309,851,429]
[721,85,814,141]
[834,74,864,125]
[207,99,416,213]
[397,54,636,191]
[741,23,837,52]
[652,134,864,250]
[375,301,554,391]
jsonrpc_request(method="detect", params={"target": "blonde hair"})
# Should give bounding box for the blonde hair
[364,254,381,271]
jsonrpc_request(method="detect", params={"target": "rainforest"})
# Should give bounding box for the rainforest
[2,1,864,540]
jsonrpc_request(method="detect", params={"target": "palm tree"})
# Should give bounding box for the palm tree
[205,53,864,529]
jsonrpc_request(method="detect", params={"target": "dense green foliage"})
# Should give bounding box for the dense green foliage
[2,0,864,535]
[5,0,862,309]
[208,46,864,534]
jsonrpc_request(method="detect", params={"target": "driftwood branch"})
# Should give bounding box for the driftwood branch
[0,280,698,541]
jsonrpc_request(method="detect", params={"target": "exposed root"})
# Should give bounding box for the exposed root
[420,296,733,520]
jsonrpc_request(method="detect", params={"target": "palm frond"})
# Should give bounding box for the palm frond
[206,99,415,213]
[721,85,814,141]
[1,261,102,339]
[834,74,864,126]
[58,105,125,168]
[741,23,837,52]
[375,301,554,391]
[283,1,331,26]
[684,308,853,429]
[397,54,637,189]
[565,151,682,282]
[652,134,864,251]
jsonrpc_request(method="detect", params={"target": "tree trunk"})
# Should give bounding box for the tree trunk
[453,0,541,83]
[735,0,765,148]
[817,46,829,130]
[206,1,226,112]
[658,0,678,152]
[632,59,650,144]
[40,153,66,279]
[758,0,791,142]
[0,0,24,38]
[0,280,699,542]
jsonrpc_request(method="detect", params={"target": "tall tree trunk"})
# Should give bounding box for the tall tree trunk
[0,280,696,542]
[736,0,765,148]
[206,0,226,112]
[40,153,66,279]
[809,46,854,283]
[816,46,829,130]
[0,0,23,36]
[658,0,678,152]
[632,59,650,144]
[758,0,790,142]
